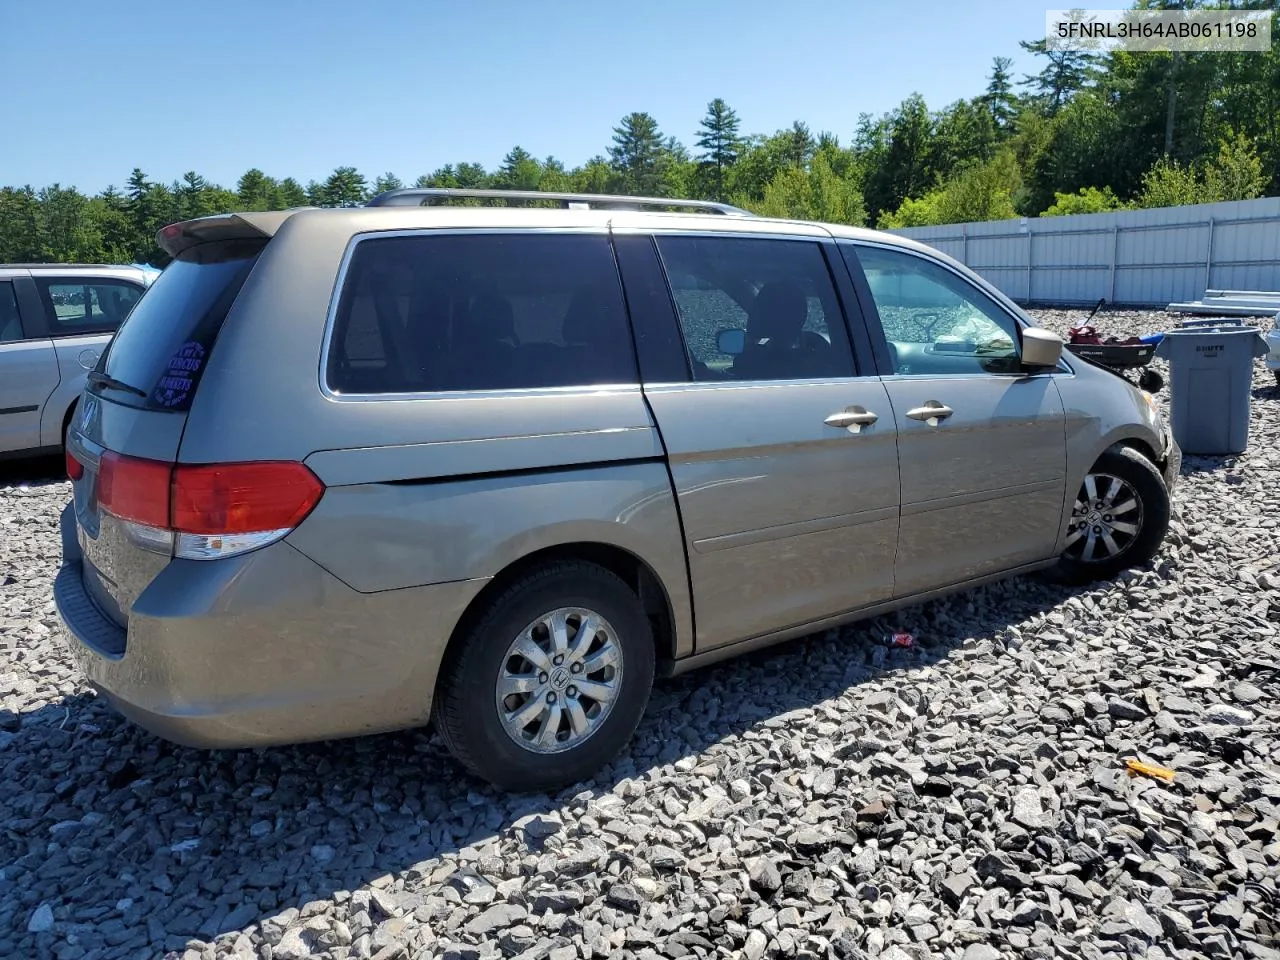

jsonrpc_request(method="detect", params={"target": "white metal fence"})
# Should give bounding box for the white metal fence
[888,196,1280,307]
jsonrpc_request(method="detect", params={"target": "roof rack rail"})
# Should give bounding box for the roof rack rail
[366,187,753,216]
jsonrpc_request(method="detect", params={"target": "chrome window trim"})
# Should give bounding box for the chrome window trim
[317,226,634,403]
[836,237,1075,376]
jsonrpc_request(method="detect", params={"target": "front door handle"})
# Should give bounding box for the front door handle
[905,401,954,425]
[825,407,879,433]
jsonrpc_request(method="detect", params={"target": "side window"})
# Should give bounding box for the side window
[36,279,144,336]
[847,245,1021,376]
[654,235,855,382]
[0,282,22,343]
[327,233,637,394]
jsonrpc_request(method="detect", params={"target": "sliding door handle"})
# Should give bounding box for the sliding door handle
[905,401,954,424]
[825,407,879,433]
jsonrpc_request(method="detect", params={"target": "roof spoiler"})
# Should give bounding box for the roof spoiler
[155,209,309,258]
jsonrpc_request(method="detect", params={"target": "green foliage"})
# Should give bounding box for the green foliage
[750,154,866,225]
[1202,133,1267,203]
[1043,185,1126,216]
[1138,133,1268,208]
[1137,157,1202,208]
[878,150,1021,227]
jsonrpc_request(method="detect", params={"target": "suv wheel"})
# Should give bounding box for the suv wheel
[1057,447,1170,584]
[433,562,655,792]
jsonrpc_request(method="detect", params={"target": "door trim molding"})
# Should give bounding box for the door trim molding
[900,478,1063,518]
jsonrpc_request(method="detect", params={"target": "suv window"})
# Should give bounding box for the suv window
[654,236,855,382]
[847,245,1021,376]
[327,232,637,394]
[35,278,144,336]
[100,239,266,411]
[0,281,21,343]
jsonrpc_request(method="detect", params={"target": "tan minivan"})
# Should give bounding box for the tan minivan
[56,189,1180,791]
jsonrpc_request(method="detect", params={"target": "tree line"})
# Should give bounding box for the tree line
[3,3,1277,266]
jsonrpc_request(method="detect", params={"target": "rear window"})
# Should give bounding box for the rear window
[101,239,265,411]
[326,232,637,394]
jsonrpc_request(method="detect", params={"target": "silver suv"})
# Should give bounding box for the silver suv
[0,264,153,458]
[56,190,1180,791]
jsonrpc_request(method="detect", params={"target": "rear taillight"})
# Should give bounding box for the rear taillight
[65,449,84,481]
[95,454,324,560]
[98,452,171,527]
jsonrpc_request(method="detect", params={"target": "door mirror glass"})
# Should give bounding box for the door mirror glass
[716,327,745,356]
[1021,327,1064,369]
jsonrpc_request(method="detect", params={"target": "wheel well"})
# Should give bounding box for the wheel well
[1109,438,1158,464]
[443,543,678,667]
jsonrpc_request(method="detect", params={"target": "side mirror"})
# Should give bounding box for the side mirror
[1021,327,1064,369]
[717,328,746,356]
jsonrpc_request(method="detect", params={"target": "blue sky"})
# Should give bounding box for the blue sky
[2,0,1046,194]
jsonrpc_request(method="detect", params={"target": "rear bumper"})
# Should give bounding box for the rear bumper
[54,502,487,749]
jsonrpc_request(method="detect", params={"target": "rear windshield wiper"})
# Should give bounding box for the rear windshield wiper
[86,370,148,398]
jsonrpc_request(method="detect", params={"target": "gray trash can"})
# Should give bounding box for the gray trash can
[1155,322,1268,455]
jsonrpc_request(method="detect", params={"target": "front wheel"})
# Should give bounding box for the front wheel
[433,561,655,792]
[1056,447,1170,584]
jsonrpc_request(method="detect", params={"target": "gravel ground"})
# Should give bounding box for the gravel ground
[1,308,1278,960]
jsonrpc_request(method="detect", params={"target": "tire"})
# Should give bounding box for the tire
[433,561,655,792]
[1056,446,1170,584]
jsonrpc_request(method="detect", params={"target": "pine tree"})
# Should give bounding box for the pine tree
[609,112,666,195]
[496,147,541,190]
[984,57,1018,134]
[372,172,404,196]
[237,169,279,210]
[695,99,743,200]
[319,167,368,207]
[1018,39,1094,115]
[277,178,308,207]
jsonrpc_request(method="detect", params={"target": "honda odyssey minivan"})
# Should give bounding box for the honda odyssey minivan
[55,189,1180,791]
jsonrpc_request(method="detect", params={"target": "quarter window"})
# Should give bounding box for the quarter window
[654,236,855,382]
[326,233,637,394]
[848,245,1022,376]
[36,279,144,336]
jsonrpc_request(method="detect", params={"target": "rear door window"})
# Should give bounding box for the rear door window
[326,232,637,394]
[0,281,22,342]
[654,235,856,382]
[99,238,265,410]
[35,279,144,336]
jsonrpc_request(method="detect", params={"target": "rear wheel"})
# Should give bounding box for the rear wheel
[1057,447,1170,584]
[433,562,655,792]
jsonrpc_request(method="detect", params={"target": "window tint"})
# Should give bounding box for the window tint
[654,236,855,382]
[326,232,637,394]
[851,246,1021,376]
[36,279,144,336]
[0,282,21,343]
[101,239,265,411]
